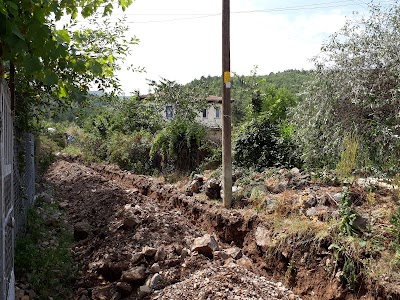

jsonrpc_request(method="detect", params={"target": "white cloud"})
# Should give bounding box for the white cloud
[113,0,365,95]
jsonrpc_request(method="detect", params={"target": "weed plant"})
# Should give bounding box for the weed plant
[339,188,362,236]
[336,133,359,180]
[15,198,76,300]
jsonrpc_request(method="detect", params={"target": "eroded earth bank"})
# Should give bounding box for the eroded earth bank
[36,159,397,299]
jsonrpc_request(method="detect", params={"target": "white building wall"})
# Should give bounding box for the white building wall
[196,103,222,128]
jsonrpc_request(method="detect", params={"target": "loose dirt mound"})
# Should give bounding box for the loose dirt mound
[45,160,300,300]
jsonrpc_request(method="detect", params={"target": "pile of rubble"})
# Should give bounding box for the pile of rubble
[42,160,301,300]
[75,233,300,300]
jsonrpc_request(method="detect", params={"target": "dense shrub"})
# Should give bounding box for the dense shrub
[150,119,207,172]
[38,135,61,174]
[79,132,108,162]
[234,115,298,170]
[107,131,154,174]
[291,3,400,174]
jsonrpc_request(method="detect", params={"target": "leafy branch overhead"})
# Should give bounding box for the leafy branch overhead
[0,0,136,99]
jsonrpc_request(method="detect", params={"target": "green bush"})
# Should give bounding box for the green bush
[79,131,108,162]
[107,131,154,174]
[198,142,222,171]
[336,133,359,179]
[290,3,400,175]
[38,135,61,173]
[234,115,298,170]
[389,206,400,252]
[151,119,207,172]
[15,199,75,299]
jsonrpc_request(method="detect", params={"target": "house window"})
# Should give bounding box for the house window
[202,108,207,118]
[215,107,221,118]
[166,105,173,119]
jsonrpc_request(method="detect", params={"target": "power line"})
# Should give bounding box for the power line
[94,0,380,16]
[348,0,369,10]
[59,0,395,24]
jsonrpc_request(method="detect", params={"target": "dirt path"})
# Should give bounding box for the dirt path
[45,160,300,300]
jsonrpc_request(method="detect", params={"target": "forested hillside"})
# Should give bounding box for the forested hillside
[186,69,312,97]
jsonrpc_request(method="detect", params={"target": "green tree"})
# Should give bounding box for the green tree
[261,85,297,121]
[15,17,137,133]
[251,90,262,115]
[291,2,400,173]
[184,68,310,125]
[1,0,136,132]
[149,78,209,122]
[110,95,162,134]
[234,115,297,169]
[150,119,207,172]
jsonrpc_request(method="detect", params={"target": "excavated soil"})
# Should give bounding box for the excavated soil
[43,159,398,300]
[45,160,299,300]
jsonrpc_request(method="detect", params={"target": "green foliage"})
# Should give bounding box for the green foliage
[186,69,311,125]
[70,94,163,172]
[251,90,262,115]
[389,206,400,251]
[15,199,75,300]
[291,2,400,175]
[1,0,134,84]
[336,133,359,179]
[260,85,297,122]
[110,96,162,134]
[107,131,155,174]
[62,145,82,157]
[198,142,222,171]
[342,256,358,291]
[339,188,362,236]
[233,115,298,170]
[80,131,108,162]
[3,1,137,134]
[149,78,209,122]
[328,242,360,291]
[151,119,207,172]
[38,135,61,174]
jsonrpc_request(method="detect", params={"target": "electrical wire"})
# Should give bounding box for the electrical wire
[60,0,395,24]
[348,0,369,10]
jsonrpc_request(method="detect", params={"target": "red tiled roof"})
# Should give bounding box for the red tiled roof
[206,96,223,102]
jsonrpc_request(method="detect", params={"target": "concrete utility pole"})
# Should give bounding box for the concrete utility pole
[222,0,232,208]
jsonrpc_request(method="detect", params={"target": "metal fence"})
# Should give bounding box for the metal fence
[14,133,35,235]
[13,133,35,235]
[0,78,15,300]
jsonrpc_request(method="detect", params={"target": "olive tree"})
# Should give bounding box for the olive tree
[291,2,400,173]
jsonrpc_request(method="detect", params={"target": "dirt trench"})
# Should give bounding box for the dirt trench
[45,159,395,300]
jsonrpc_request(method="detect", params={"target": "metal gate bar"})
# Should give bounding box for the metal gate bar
[0,78,14,300]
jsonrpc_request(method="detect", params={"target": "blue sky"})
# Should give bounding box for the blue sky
[86,0,388,94]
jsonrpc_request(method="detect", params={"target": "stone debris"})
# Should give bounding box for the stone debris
[214,250,229,260]
[14,286,37,300]
[186,174,204,196]
[73,220,91,241]
[255,226,271,248]
[154,247,167,262]
[204,178,221,199]
[147,273,162,289]
[120,266,146,282]
[31,160,303,300]
[150,262,161,273]
[142,246,157,257]
[152,263,302,300]
[115,282,132,296]
[191,234,219,258]
[138,285,152,298]
[180,248,189,259]
[225,247,243,260]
